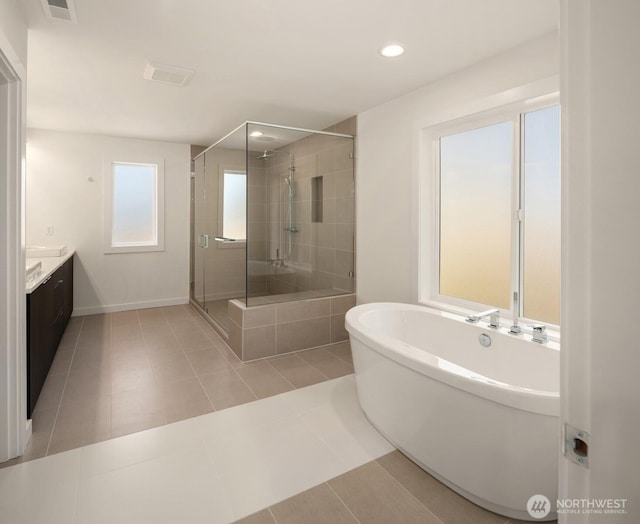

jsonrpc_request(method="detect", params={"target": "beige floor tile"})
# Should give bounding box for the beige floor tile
[111,310,140,326]
[215,343,246,369]
[76,332,112,348]
[324,341,353,364]
[160,377,214,423]
[140,325,173,341]
[111,366,156,394]
[109,349,150,372]
[111,323,143,340]
[20,304,348,465]
[137,309,166,322]
[328,461,443,524]
[48,396,111,455]
[61,370,110,406]
[151,353,196,384]
[234,361,295,399]
[175,329,216,352]
[69,347,111,375]
[166,316,202,332]
[144,343,185,366]
[185,348,233,376]
[267,355,327,388]
[110,384,167,438]
[376,451,509,524]
[297,347,353,379]
[48,348,74,377]
[270,483,358,524]
[198,369,257,410]
[33,372,67,412]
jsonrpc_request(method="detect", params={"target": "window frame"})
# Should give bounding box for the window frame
[419,94,560,334]
[103,156,165,254]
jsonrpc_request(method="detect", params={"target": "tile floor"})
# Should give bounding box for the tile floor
[0,304,550,523]
[0,376,394,523]
[4,304,353,467]
[238,449,536,524]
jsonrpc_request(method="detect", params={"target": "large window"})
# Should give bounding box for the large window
[433,102,560,326]
[104,159,165,253]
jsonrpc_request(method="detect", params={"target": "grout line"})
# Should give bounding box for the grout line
[267,352,330,384]
[263,359,299,390]
[370,460,446,524]
[266,506,279,524]
[161,309,219,413]
[325,481,363,524]
[227,366,260,403]
[162,310,235,412]
[44,314,85,456]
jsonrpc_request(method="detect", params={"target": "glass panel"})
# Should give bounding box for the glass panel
[523,105,561,324]
[439,121,512,309]
[203,125,247,329]
[112,163,156,245]
[192,154,206,309]
[246,123,355,306]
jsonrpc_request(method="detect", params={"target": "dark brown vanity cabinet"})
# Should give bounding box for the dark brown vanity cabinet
[27,256,73,417]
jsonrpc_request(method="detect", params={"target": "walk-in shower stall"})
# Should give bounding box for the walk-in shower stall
[191,121,355,357]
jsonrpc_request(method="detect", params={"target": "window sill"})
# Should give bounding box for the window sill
[418,298,561,344]
[104,243,164,254]
[214,238,246,250]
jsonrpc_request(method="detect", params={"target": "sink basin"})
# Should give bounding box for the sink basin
[26,245,67,257]
[26,260,42,282]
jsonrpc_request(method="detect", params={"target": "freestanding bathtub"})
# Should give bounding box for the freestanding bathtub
[345,302,559,521]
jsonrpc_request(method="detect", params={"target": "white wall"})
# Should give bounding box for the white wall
[356,33,559,305]
[26,129,191,315]
[560,1,640,522]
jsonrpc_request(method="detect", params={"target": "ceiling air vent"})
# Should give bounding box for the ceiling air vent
[143,61,196,88]
[40,0,77,23]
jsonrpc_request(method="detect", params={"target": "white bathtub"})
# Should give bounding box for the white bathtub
[345,302,559,521]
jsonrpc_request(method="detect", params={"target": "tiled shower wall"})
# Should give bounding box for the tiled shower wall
[247,116,357,300]
[227,294,356,361]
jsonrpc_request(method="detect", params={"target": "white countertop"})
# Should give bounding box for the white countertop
[26,250,75,294]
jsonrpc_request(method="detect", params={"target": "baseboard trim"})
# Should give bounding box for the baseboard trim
[71,297,189,317]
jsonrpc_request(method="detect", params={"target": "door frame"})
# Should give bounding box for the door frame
[0,34,29,462]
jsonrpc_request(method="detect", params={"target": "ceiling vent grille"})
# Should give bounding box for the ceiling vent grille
[40,0,77,23]
[143,62,196,87]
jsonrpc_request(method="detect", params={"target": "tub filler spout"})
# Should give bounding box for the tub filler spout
[466,308,500,329]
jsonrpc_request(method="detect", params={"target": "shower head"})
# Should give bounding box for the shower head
[256,149,291,160]
[256,150,273,160]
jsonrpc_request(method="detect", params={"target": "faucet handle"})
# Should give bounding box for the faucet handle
[528,324,548,343]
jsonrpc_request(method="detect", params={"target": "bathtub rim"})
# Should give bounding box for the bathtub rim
[346,302,560,417]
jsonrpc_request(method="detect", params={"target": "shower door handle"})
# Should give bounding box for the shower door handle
[198,234,209,249]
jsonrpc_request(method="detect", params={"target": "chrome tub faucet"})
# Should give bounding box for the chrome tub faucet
[466,308,500,329]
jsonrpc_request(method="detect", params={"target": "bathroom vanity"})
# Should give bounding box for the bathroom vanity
[26,252,74,417]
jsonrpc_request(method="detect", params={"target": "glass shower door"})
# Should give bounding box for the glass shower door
[192,153,207,310]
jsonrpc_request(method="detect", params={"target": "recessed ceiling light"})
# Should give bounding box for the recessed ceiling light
[249,131,263,137]
[379,44,405,58]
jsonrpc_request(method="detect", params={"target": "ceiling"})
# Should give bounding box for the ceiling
[20,0,558,146]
